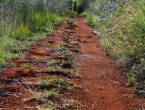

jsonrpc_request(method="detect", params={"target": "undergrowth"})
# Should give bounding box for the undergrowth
[0,0,62,66]
[86,0,145,93]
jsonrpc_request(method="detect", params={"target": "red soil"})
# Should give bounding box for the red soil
[0,18,144,109]
[65,18,144,110]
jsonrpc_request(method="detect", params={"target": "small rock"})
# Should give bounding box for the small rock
[93,31,98,35]
[93,31,102,38]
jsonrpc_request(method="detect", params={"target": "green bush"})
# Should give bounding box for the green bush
[98,1,145,88]
[79,11,88,17]
[29,11,61,32]
[13,23,30,39]
[87,14,101,28]
[0,0,62,66]
[86,0,145,89]
[101,2,144,63]
[72,0,87,14]
[29,12,50,31]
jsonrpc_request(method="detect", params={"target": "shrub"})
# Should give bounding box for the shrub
[86,0,145,89]
[13,23,30,39]
[87,14,101,28]
[29,12,49,32]
[100,2,144,63]
[0,0,62,66]
[29,11,61,32]
[79,11,88,17]
[98,1,145,88]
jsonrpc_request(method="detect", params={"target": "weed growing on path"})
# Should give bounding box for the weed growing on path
[69,99,75,108]
[47,60,55,67]
[35,93,41,101]
[20,63,34,70]
[57,78,68,86]
[127,72,135,87]
[39,78,54,86]
[43,89,58,99]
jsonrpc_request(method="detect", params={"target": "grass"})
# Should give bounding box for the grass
[49,44,65,52]
[69,99,75,108]
[20,63,34,70]
[0,84,3,89]
[59,60,74,69]
[34,57,39,64]
[46,60,55,71]
[49,43,72,57]
[127,72,135,87]
[57,78,68,86]
[87,14,101,28]
[65,69,72,74]
[0,1,62,67]
[38,78,55,86]
[38,78,68,87]
[13,22,30,39]
[86,1,145,90]
[62,48,71,56]
[0,20,60,67]
[73,83,81,89]
[35,93,41,101]
[35,75,78,109]
[43,89,58,98]
[100,3,145,63]
[47,60,55,67]
[48,89,58,98]
[75,70,80,77]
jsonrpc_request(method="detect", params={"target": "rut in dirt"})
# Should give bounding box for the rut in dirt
[0,18,144,110]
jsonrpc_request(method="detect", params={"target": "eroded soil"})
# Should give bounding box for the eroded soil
[0,18,144,110]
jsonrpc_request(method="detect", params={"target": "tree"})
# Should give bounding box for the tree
[71,0,87,14]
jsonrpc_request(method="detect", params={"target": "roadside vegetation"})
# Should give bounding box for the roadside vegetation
[0,0,66,66]
[85,0,145,93]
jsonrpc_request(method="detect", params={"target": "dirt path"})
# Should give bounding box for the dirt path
[65,18,144,110]
[0,18,144,109]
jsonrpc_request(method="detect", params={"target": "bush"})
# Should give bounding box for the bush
[101,3,144,63]
[29,11,61,32]
[13,23,30,39]
[98,1,145,89]
[87,14,101,28]
[0,0,62,66]
[86,0,145,89]
[79,11,88,17]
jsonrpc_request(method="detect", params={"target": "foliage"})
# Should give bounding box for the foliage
[87,14,101,28]
[101,2,145,63]
[39,78,54,86]
[45,0,70,14]
[0,0,62,66]
[13,23,30,39]
[87,0,145,89]
[72,0,87,13]
[44,89,58,98]
[79,11,88,17]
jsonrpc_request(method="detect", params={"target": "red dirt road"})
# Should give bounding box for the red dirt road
[0,18,144,110]
[65,18,144,110]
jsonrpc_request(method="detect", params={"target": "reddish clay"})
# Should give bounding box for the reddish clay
[0,67,35,79]
[13,59,29,64]
[29,49,50,56]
